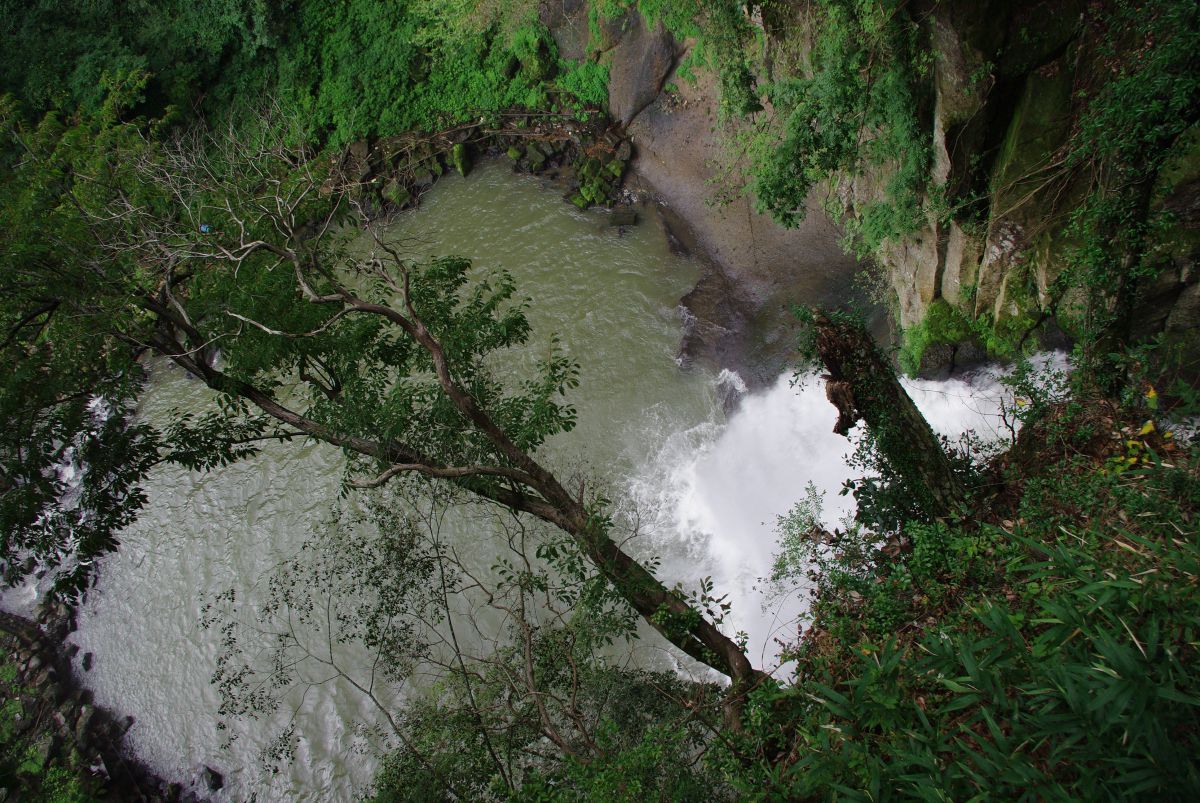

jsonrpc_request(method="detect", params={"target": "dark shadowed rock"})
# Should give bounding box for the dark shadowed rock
[1168,282,1200,331]
[605,14,680,126]
[75,704,95,743]
[914,341,991,380]
[201,766,223,792]
[609,208,637,226]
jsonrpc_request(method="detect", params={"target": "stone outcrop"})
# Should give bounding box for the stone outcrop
[604,12,680,126]
[540,1,1199,378]
[0,604,188,802]
[338,114,636,218]
[542,0,872,388]
[835,0,1199,372]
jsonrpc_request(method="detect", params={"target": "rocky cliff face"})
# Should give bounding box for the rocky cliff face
[542,1,873,388]
[813,0,1199,372]
[543,0,1200,378]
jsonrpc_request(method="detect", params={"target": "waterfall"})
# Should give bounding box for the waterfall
[630,355,1066,672]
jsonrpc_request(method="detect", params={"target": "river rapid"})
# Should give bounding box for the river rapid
[56,162,1029,800]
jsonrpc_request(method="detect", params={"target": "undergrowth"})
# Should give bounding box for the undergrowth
[738,370,1200,799]
[0,656,91,802]
[751,0,930,254]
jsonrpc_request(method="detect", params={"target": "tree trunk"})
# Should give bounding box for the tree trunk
[811,311,969,519]
[148,321,767,697]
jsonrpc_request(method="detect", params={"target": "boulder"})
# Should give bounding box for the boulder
[412,169,436,188]
[201,766,223,792]
[526,148,547,171]
[53,701,77,731]
[541,0,590,62]
[75,704,95,744]
[606,14,679,125]
[609,209,637,226]
[1167,282,1200,331]
[451,143,471,178]
[380,179,411,208]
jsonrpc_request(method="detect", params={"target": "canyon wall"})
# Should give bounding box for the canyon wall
[542,0,1200,377]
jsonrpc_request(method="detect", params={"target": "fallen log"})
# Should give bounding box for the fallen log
[811,310,969,519]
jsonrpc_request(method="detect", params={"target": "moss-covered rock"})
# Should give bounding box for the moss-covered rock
[451,143,471,177]
[975,45,1080,333]
[900,298,977,375]
[526,147,547,170]
[518,39,556,83]
[380,179,412,208]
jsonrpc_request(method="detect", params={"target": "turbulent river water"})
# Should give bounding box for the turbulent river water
[46,162,1028,800]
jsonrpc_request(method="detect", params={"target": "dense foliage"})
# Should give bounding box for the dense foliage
[0,88,589,594]
[0,78,170,595]
[751,0,929,253]
[1056,0,1200,385]
[0,0,608,144]
[743,376,1200,799]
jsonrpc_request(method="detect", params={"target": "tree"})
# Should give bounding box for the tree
[0,76,288,597]
[0,90,765,700]
[204,488,728,799]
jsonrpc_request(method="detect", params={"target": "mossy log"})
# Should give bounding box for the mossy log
[812,311,969,519]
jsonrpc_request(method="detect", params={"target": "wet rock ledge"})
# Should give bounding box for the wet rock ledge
[331,113,638,218]
[0,604,209,802]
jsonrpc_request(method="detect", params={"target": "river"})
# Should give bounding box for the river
[60,161,1027,800]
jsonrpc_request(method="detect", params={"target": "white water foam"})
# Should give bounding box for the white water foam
[629,355,1067,673]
